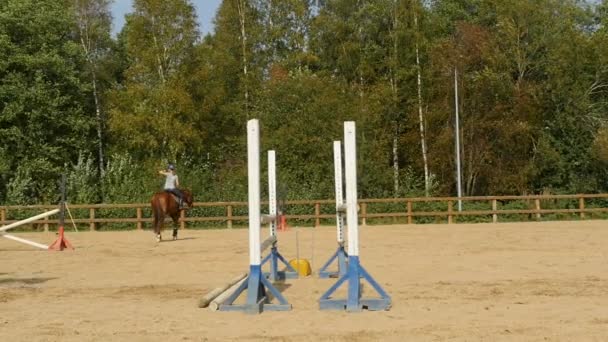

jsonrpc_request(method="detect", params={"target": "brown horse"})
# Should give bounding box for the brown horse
[150,189,193,242]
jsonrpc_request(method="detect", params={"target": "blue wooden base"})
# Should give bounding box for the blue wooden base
[218,265,292,314]
[318,244,348,278]
[262,246,299,281]
[319,256,391,312]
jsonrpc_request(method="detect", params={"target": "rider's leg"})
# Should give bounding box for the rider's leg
[165,188,182,208]
[173,188,184,209]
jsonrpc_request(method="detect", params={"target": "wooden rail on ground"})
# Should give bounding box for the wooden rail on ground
[1,194,608,230]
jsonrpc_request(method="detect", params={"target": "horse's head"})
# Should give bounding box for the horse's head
[181,189,194,209]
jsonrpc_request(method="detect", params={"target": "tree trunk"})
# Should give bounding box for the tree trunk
[76,3,106,195]
[391,1,400,195]
[414,13,430,196]
[393,125,400,194]
[91,73,105,178]
[237,0,249,117]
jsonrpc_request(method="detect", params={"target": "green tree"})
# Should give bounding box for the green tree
[107,0,201,161]
[0,0,94,203]
[74,0,114,179]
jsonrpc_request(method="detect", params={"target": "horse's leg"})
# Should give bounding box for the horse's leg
[153,207,162,243]
[171,213,179,240]
[157,212,164,242]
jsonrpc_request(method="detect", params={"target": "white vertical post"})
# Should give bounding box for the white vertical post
[268,150,277,238]
[344,122,359,257]
[333,141,345,244]
[454,67,463,212]
[247,119,261,266]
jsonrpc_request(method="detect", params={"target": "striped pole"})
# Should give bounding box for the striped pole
[247,119,262,267]
[344,122,359,258]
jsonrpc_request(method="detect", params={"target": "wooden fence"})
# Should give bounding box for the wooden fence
[2,194,608,232]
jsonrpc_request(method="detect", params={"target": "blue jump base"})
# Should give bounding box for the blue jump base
[318,244,348,278]
[218,265,292,314]
[319,256,391,312]
[261,246,299,281]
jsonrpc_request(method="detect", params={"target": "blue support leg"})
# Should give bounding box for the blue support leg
[262,246,299,281]
[218,265,292,314]
[346,256,363,312]
[318,256,391,312]
[318,244,348,278]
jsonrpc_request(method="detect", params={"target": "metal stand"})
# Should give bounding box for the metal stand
[318,243,347,278]
[219,265,291,314]
[319,122,391,312]
[262,245,299,281]
[49,174,73,251]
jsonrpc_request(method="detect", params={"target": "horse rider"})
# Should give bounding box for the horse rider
[158,163,186,209]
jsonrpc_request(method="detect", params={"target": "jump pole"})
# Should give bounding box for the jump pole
[261,150,298,281]
[0,209,60,233]
[319,121,391,312]
[0,174,73,251]
[218,119,291,313]
[0,209,60,250]
[318,141,348,278]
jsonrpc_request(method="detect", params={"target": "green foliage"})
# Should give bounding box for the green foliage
[67,154,101,204]
[0,0,94,203]
[5,166,35,205]
[2,0,608,208]
[102,153,153,203]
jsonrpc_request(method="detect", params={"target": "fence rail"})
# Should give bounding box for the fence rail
[2,194,608,231]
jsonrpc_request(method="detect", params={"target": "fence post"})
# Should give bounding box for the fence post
[361,202,367,226]
[137,207,143,230]
[1,208,5,225]
[492,199,498,223]
[535,199,541,221]
[407,201,413,224]
[447,201,453,224]
[579,197,585,220]
[315,202,321,228]
[43,212,49,232]
[180,210,186,230]
[227,205,233,229]
[89,208,96,231]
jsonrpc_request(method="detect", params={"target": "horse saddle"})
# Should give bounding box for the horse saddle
[165,191,185,209]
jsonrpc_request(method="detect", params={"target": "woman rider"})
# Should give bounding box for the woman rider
[158,164,185,209]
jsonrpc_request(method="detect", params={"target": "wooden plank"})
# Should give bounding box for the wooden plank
[361,203,367,226]
[3,194,608,229]
[198,272,247,308]
[209,276,249,311]
[227,205,233,229]
[90,208,96,231]
[136,208,142,230]
[407,201,412,224]
[447,201,453,224]
[43,212,49,232]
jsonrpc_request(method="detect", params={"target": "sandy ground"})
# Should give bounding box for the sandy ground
[1,221,608,341]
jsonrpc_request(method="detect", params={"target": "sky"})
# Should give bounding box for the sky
[110,0,222,36]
